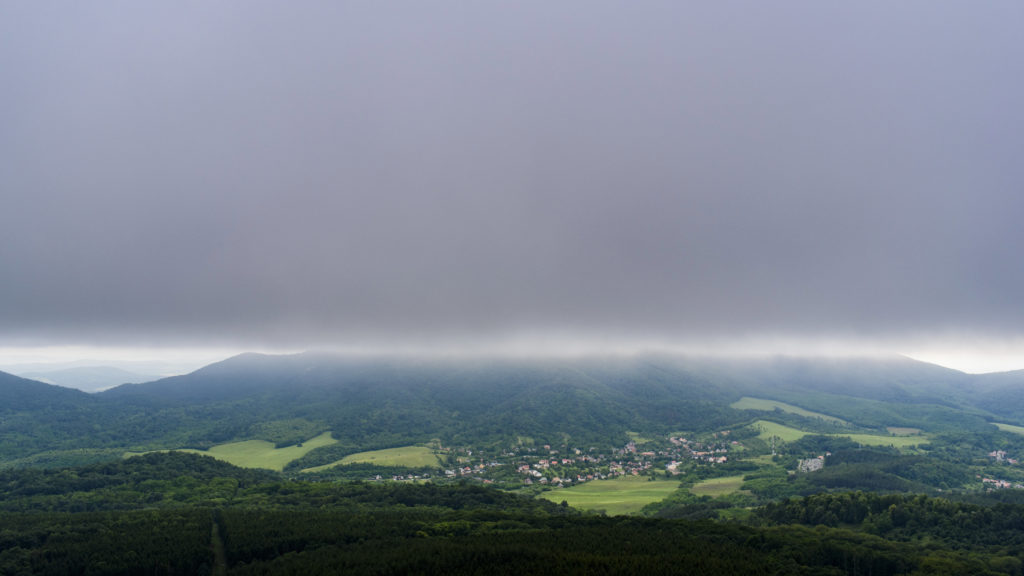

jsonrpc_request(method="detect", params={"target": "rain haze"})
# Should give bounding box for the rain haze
[2,2,1023,373]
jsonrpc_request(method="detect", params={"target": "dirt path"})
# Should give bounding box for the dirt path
[211,514,228,576]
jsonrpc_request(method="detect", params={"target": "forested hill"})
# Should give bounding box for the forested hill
[5,353,1024,468]
[0,370,95,411]
[98,353,742,450]
[3,451,1024,575]
[103,351,1024,427]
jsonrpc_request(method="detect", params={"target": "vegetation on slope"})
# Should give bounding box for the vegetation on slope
[2,453,1024,575]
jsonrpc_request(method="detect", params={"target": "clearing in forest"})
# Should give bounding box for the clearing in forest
[752,420,927,449]
[885,427,922,436]
[841,433,927,448]
[690,475,748,498]
[302,445,442,472]
[995,423,1024,436]
[732,397,848,425]
[539,475,679,516]
[127,432,336,471]
[752,421,808,442]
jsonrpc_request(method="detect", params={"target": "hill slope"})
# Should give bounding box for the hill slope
[4,353,1024,468]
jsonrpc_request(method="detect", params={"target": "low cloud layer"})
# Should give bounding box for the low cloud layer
[2,2,1023,356]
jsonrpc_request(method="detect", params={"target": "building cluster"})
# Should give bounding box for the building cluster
[503,431,742,487]
[988,450,1019,465]
[981,477,1024,490]
[669,434,734,464]
[365,429,743,487]
[444,461,503,478]
[797,456,825,473]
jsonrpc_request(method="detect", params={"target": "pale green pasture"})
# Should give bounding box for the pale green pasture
[886,427,922,436]
[840,433,927,448]
[690,475,748,498]
[302,445,441,472]
[752,420,926,448]
[539,475,679,516]
[752,421,808,442]
[126,432,336,471]
[995,423,1024,436]
[626,431,653,444]
[731,397,848,425]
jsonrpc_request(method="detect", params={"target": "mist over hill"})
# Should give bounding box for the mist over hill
[12,366,161,392]
[3,351,1024,470]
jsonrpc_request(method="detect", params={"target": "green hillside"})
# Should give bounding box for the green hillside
[2,452,1023,575]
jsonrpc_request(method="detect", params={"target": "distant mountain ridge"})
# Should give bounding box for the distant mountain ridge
[15,365,161,392]
[0,370,94,410]
[4,352,1024,468]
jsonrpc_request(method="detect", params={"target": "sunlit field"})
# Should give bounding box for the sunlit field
[540,475,680,515]
[886,427,923,436]
[302,445,442,472]
[126,432,336,471]
[752,420,927,449]
[995,423,1024,436]
[732,397,848,425]
[690,475,748,498]
[843,433,927,448]
[752,420,808,442]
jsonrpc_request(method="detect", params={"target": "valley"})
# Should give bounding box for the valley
[6,352,1024,574]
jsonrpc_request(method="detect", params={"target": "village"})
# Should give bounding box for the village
[398,429,749,489]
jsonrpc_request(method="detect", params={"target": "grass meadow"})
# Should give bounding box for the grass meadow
[689,475,748,498]
[995,423,1024,436]
[731,397,848,425]
[539,475,680,516]
[752,420,927,449]
[126,432,337,472]
[752,420,808,442]
[302,445,442,472]
[886,427,923,436]
[843,433,928,448]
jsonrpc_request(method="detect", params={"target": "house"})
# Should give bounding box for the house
[798,456,824,473]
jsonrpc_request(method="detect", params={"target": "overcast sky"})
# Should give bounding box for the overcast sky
[2,2,1023,372]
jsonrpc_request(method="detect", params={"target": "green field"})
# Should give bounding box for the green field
[302,445,441,472]
[841,433,927,448]
[690,475,748,498]
[752,420,808,442]
[127,432,336,472]
[995,423,1024,436]
[539,475,680,516]
[752,420,926,449]
[886,427,923,436]
[625,431,653,444]
[732,397,848,425]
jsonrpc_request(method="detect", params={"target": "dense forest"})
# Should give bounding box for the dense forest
[7,353,1024,573]
[5,352,1024,468]
[2,452,1023,575]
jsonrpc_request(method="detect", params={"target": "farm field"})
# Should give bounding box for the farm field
[752,420,927,449]
[690,475,748,498]
[886,427,923,436]
[539,475,680,516]
[302,445,441,472]
[995,423,1024,436]
[126,432,336,471]
[840,433,927,448]
[752,420,808,442]
[625,431,654,444]
[732,397,848,425]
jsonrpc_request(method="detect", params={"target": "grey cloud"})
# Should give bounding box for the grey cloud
[1,2,1023,349]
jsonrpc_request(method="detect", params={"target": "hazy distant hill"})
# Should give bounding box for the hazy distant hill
[101,353,740,450]
[965,369,1024,420]
[5,352,1024,468]
[0,370,94,411]
[16,365,161,392]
